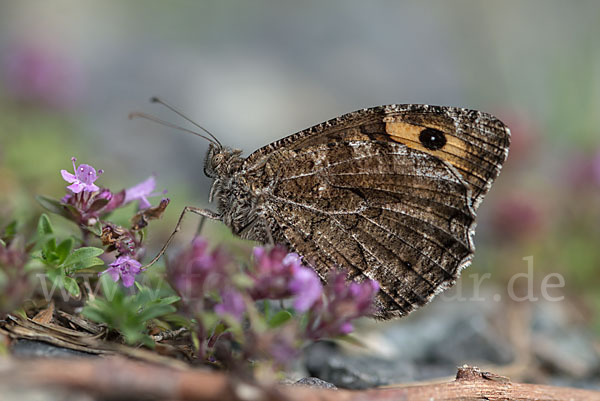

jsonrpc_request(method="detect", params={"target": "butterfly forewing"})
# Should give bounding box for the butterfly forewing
[381,105,510,209]
[245,105,510,210]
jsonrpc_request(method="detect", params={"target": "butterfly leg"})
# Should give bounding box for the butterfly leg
[143,206,220,268]
[264,218,274,245]
[237,216,275,245]
[196,215,207,235]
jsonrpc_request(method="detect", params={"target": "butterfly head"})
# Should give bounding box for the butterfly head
[204,143,244,179]
[205,143,244,205]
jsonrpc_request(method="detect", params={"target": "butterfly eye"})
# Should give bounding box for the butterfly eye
[419,128,446,151]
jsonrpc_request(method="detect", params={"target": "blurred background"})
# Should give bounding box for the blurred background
[1,0,599,388]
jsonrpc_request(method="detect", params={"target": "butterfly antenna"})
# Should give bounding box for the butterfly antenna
[128,112,219,146]
[150,97,222,147]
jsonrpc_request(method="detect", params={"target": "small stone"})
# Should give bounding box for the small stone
[294,377,337,389]
[11,339,95,358]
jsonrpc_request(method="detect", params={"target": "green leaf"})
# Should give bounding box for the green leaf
[36,196,67,216]
[262,300,271,320]
[232,272,254,289]
[137,304,177,323]
[213,322,227,338]
[55,238,74,264]
[200,312,219,331]
[81,306,107,324]
[191,331,200,351]
[68,257,105,273]
[157,295,180,306]
[46,267,63,282]
[42,238,57,262]
[37,214,54,237]
[45,268,65,291]
[163,314,194,328]
[82,299,113,324]
[135,334,155,348]
[134,284,156,306]
[62,247,104,268]
[62,276,81,298]
[268,310,293,328]
[87,220,103,237]
[2,220,17,240]
[335,334,367,348]
[99,273,121,301]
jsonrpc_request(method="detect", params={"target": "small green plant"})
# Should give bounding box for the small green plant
[33,214,104,297]
[83,276,179,346]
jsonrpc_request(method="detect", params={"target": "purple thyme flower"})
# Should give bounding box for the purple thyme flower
[58,157,127,226]
[288,264,323,312]
[2,42,81,108]
[305,271,379,339]
[250,246,296,299]
[338,322,354,335]
[124,175,166,210]
[250,246,323,312]
[101,255,142,288]
[0,236,32,318]
[61,157,103,193]
[215,288,246,321]
[167,237,233,302]
[255,324,300,367]
[490,194,542,241]
[98,189,127,215]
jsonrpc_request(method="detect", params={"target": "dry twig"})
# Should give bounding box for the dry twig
[1,357,599,401]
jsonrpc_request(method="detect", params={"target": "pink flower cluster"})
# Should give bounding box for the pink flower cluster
[168,237,380,336]
[59,157,167,288]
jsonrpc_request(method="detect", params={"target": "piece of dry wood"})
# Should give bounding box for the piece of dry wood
[32,301,55,325]
[56,310,105,335]
[152,327,189,342]
[0,314,190,369]
[1,357,599,401]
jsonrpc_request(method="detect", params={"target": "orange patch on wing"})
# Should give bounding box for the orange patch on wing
[384,120,485,182]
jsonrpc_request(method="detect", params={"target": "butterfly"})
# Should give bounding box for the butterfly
[142,101,510,319]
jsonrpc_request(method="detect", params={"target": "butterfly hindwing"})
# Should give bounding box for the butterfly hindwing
[254,140,474,318]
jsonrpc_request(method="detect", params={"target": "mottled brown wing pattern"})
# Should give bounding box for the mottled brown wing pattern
[259,141,476,318]
[381,105,509,209]
[245,105,510,210]
[240,105,510,319]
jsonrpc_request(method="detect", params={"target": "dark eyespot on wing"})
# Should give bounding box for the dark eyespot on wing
[419,128,447,150]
